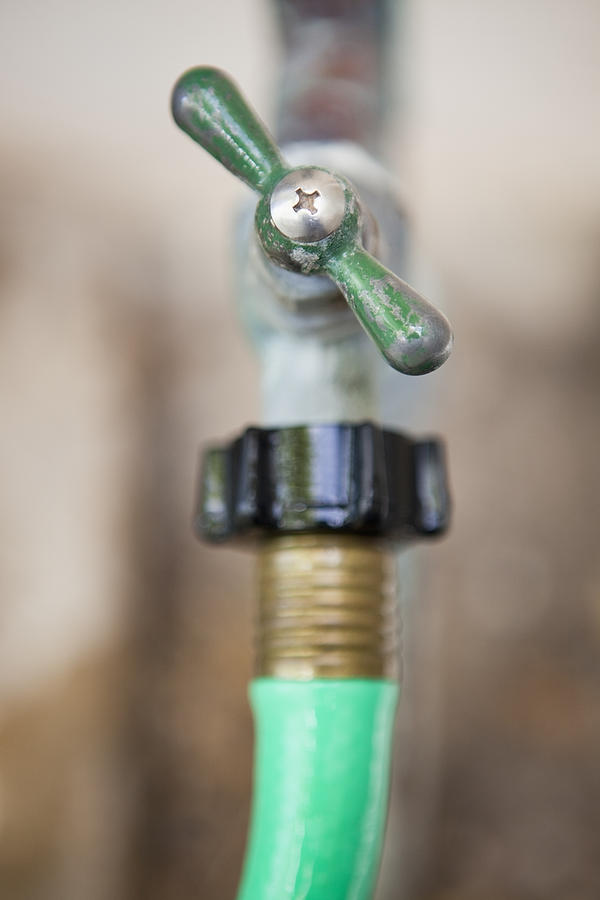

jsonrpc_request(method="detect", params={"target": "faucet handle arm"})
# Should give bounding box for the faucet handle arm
[325,246,453,376]
[171,67,286,192]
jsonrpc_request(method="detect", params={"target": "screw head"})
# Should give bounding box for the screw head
[269,168,346,242]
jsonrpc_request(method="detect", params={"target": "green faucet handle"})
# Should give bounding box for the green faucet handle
[172,67,287,193]
[172,67,453,376]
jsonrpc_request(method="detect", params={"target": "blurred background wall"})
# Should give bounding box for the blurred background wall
[0,1,599,898]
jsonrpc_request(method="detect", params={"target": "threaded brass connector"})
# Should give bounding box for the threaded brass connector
[256,534,398,680]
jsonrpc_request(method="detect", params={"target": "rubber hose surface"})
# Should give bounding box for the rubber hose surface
[236,679,399,900]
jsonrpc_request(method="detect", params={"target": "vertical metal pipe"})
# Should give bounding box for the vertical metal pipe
[273,0,392,153]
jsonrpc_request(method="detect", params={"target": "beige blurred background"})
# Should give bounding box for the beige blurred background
[1,1,599,898]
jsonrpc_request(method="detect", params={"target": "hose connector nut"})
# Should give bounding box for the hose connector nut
[196,422,450,545]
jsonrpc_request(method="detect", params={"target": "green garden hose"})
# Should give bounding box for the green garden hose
[237,680,399,900]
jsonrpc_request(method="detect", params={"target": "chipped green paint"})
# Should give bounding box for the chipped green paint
[171,66,453,376]
[171,67,287,192]
[325,248,445,375]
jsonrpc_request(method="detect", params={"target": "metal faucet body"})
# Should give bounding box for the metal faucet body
[170,9,453,896]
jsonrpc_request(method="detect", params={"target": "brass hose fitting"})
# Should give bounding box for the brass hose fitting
[256,534,398,680]
[196,422,448,682]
